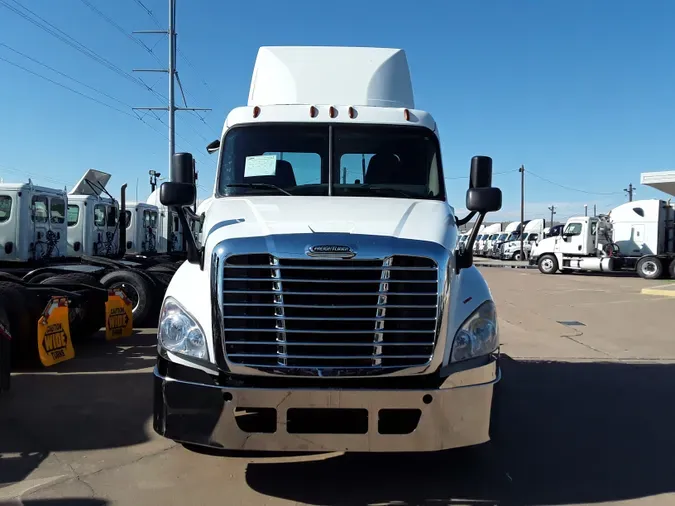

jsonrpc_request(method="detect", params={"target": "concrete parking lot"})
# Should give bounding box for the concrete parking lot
[1,268,674,505]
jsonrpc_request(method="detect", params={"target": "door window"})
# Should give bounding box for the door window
[0,196,11,223]
[94,205,106,227]
[31,196,48,223]
[564,223,583,236]
[67,204,80,226]
[51,198,65,224]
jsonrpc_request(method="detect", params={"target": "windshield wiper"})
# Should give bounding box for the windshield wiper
[225,183,292,196]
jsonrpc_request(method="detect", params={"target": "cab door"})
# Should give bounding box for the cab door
[561,222,585,254]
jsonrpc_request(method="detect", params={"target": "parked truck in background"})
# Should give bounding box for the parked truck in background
[501,218,545,260]
[489,220,525,258]
[152,45,503,453]
[476,223,501,256]
[531,199,675,279]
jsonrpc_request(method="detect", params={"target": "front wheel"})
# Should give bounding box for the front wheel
[538,254,559,274]
[637,257,663,280]
[512,251,524,261]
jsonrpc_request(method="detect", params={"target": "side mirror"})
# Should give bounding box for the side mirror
[171,152,196,185]
[206,139,220,154]
[466,187,502,213]
[470,155,492,189]
[160,182,195,207]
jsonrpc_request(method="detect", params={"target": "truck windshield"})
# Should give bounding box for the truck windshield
[497,233,507,242]
[217,124,445,200]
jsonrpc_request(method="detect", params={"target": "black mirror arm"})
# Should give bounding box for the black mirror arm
[455,212,487,274]
[455,211,477,227]
[174,206,203,268]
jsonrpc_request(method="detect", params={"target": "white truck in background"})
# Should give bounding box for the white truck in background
[489,220,524,258]
[67,169,120,258]
[501,218,545,261]
[531,199,675,279]
[152,45,504,453]
[123,201,160,256]
[478,223,502,256]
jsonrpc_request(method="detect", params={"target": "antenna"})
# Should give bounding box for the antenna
[133,0,211,172]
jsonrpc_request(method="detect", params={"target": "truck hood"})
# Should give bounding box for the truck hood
[202,196,455,250]
[531,236,558,256]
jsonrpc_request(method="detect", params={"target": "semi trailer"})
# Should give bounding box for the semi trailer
[152,45,503,453]
[531,199,675,279]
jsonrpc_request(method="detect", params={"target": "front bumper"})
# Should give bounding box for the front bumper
[154,356,500,452]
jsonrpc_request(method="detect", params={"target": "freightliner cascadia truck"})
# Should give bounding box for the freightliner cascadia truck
[153,46,503,452]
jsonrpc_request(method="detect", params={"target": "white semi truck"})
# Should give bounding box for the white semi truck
[500,218,545,260]
[477,223,502,256]
[152,46,503,453]
[531,199,675,279]
[488,220,524,258]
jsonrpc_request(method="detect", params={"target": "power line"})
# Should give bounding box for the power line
[0,0,155,93]
[0,54,138,119]
[445,169,518,181]
[527,170,624,196]
[0,163,71,187]
[0,43,132,110]
[79,0,163,65]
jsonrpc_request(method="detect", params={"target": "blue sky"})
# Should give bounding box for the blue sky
[1,0,674,221]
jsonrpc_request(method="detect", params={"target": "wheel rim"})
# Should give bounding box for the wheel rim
[109,282,140,312]
[642,261,657,275]
[541,258,554,271]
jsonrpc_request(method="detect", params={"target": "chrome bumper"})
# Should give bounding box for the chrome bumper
[153,357,500,452]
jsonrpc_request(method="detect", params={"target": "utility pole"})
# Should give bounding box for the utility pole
[133,0,211,178]
[624,183,634,202]
[519,165,525,260]
[593,204,597,217]
[548,205,556,227]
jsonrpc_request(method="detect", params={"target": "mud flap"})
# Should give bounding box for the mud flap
[105,289,133,340]
[37,296,75,367]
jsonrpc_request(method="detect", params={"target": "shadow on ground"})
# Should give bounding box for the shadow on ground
[245,357,675,505]
[14,331,158,374]
[21,500,108,506]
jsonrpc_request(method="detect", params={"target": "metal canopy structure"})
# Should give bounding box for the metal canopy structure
[641,171,675,198]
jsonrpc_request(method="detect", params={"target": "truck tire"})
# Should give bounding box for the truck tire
[636,257,663,280]
[27,272,56,284]
[100,270,154,327]
[538,254,558,274]
[0,305,11,392]
[668,258,675,280]
[147,263,179,275]
[40,273,105,341]
[512,251,524,261]
[0,281,38,366]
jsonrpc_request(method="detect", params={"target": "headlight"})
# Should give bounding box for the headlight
[158,297,208,360]
[451,300,498,362]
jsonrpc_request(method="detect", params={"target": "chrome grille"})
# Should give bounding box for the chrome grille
[221,254,439,373]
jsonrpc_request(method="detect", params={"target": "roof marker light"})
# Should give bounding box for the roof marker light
[329,106,337,118]
[403,108,410,121]
[348,106,356,118]
[310,106,318,118]
[253,106,261,118]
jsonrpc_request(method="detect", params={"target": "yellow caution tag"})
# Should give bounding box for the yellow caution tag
[105,289,133,340]
[38,296,75,367]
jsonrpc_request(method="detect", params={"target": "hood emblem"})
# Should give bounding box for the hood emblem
[306,245,356,259]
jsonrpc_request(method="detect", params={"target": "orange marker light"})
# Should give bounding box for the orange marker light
[348,106,356,118]
[403,108,410,121]
[253,106,261,118]
[310,106,318,118]
[329,106,337,118]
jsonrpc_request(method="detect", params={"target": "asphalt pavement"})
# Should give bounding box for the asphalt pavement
[1,268,674,505]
